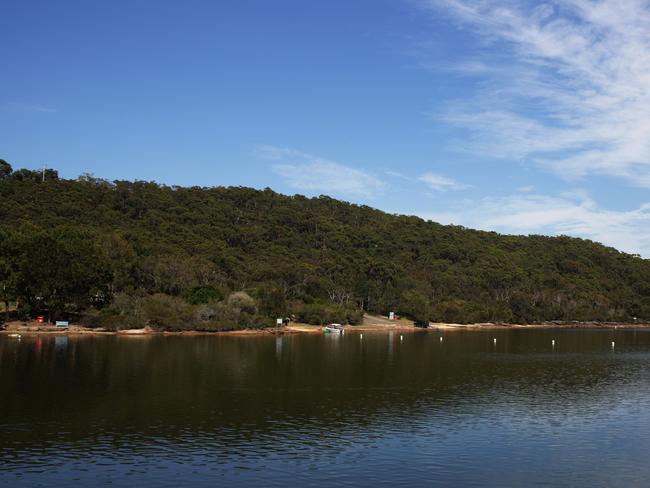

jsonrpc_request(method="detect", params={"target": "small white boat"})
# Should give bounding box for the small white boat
[8,333,21,339]
[323,323,344,334]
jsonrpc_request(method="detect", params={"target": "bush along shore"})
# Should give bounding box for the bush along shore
[0,159,649,331]
[81,291,362,332]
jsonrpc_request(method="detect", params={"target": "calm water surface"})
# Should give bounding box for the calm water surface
[2,329,650,487]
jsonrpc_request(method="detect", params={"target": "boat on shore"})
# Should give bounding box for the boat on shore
[323,323,344,334]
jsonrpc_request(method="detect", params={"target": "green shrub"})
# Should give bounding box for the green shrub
[82,293,195,331]
[141,293,195,330]
[81,293,147,330]
[293,301,363,325]
[187,286,223,305]
[227,291,257,314]
[192,292,269,331]
[435,299,485,324]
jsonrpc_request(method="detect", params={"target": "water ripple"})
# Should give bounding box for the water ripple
[2,330,650,487]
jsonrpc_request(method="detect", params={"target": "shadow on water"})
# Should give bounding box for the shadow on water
[2,329,650,487]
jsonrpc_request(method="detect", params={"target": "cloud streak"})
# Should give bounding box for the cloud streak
[418,172,469,191]
[424,0,650,187]
[7,101,56,113]
[261,145,386,199]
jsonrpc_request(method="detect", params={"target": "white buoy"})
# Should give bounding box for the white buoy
[360,334,363,340]
[400,335,403,341]
[440,337,443,342]
[611,341,615,349]
[493,338,497,344]
[552,339,555,346]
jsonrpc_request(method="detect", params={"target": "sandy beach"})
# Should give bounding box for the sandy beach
[1,314,648,337]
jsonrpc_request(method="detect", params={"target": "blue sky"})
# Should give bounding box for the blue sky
[2,1,650,256]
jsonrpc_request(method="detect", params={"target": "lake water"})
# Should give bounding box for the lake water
[2,329,650,487]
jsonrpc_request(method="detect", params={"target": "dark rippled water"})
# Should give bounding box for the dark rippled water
[2,329,650,487]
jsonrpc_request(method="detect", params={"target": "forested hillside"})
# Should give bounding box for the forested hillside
[1,160,649,329]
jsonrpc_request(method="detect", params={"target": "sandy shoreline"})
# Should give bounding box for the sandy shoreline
[1,318,648,337]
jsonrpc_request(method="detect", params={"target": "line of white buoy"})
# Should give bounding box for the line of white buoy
[493,338,497,344]
[552,339,555,346]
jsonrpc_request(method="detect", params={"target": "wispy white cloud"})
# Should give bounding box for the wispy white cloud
[385,169,469,191]
[385,170,409,179]
[422,0,650,187]
[422,192,650,257]
[418,171,469,191]
[261,145,386,198]
[7,101,56,113]
[516,185,534,193]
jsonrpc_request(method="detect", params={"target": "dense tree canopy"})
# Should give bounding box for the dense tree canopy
[0,163,648,329]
